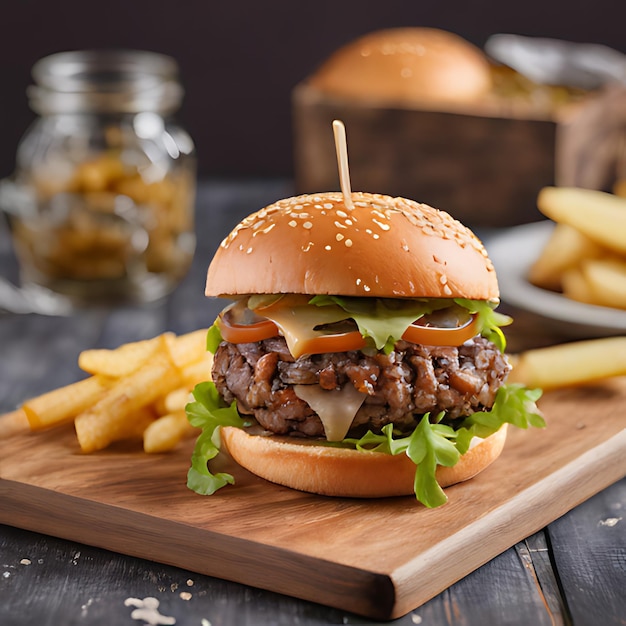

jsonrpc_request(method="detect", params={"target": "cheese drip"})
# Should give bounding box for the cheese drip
[294,384,367,441]
[253,296,350,358]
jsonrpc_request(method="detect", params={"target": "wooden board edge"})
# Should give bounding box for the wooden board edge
[389,428,626,618]
[0,479,395,620]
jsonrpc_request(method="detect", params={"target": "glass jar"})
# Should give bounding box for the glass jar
[2,49,196,306]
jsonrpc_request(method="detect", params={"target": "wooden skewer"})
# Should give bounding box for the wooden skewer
[332,120,354,211]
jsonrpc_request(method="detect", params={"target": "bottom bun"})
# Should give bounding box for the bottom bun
[220,423,508,498]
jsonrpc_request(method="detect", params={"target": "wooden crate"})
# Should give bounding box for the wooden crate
[292,82,576,228]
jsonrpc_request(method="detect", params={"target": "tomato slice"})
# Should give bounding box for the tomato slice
[402,314,479,346]
[217,302,279,343]
[296,329,366,355]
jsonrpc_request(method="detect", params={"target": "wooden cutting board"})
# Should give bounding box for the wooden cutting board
[1,379,625,621]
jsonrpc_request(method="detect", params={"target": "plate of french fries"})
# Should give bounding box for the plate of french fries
[486,186,626,336]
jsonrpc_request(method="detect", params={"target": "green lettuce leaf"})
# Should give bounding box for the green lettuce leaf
[186,381,248,495]
[206,322,223,354]
[310,295,450,353]
[455,384,545,453]
[310,295,512,353]
[342,383,543,507]
[453,298,512,352]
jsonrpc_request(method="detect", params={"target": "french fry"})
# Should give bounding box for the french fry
[614,179,626,198]
[0,409,30,439]
[561,267,597,305]
[152,386,190,416]
[537,187,626,255]
[78,333,174,377]
[508,337,626,390]
[152,394,169,417]
[180,353,214,387]
[117,406,157,441]
[74,353,182,453]
[143,410,196,453]
[528,223,604,291]
[22,375,113,431]
[165,328,209,369]
[581,258,626,310]
[161,387,193,414]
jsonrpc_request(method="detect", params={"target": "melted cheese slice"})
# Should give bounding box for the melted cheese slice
[294,383,367,441]
[252,295,350,358]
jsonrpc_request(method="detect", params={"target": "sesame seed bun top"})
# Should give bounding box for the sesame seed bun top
[205,192,499,301]
[308,27,492,107]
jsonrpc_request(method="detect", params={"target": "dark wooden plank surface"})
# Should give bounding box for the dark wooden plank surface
[549,480,626,626]
[1,179,625,625]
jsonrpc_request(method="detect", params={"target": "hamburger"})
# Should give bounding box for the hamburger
[186,191,543,507]
[308,27,492,106]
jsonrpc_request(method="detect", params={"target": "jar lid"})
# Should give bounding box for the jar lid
[27,49,184,115]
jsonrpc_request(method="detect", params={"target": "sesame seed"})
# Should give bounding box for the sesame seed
[336,233,344,241]
[334,221,347,229]
[345,219,353,226]
[372,233,380,240]
[246,247,253,254]
[372,219,390,231]
[325,245,332,251]
[253,223,276,237]
[336,210,348,218]
[324,203,333,209]
[345,239,353,247]
[288,220,297,228]
[439,275,448,284]
[443,284,452,295]
[303,221,313,229]
[302,242,313,252]
[363,285,371,292]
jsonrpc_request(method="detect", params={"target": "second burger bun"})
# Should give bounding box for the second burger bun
[206,191,498,301]
[221,424,508,498]
[308,27,492,106]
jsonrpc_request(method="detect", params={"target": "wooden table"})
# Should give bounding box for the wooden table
[1,179,624,626]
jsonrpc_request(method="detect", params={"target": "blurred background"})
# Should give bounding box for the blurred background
[1,0,624,181]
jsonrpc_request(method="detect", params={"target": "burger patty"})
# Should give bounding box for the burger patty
[212,336,511,438]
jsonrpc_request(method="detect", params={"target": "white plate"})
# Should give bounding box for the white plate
[485,221,626,337]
